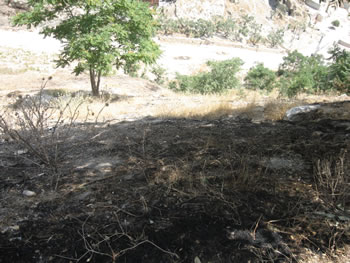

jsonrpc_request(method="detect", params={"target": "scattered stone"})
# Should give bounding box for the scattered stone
[75,191,92,201]
[16,149,28,155]
[194,256,202,263]
[312,131,323,137]
[8,0,28,10]
[261,156,305,172]
[22,190,36,197]
[174,56,191,60]
[315,14,323,23]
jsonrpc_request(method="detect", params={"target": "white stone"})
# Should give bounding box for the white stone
[285,104,321,121]
[22,190,36,197]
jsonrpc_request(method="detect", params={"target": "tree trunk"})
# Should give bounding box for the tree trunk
[89,67,101,96]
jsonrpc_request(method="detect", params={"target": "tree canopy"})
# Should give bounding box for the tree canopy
[13,0,161,96]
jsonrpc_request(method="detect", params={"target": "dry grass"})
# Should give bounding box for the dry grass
[154,89,262,120]
[154,87,349,122]
[156,100,235,120]
[264,99,303,121]
[0,66,31,75]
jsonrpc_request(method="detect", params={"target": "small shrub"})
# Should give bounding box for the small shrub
[0,78,105,186]
[215,18,237,40]
[124,62,141,78]
[44,89,68,98]
[169,58,243,94]
[238,15,254,38]
[244,63,276,91]
[313,149,349,210]
[177,18,193,37]
[248,22,263,46]
[331,20,340,27]
[194,19,216,38]
[151,65,167,85]
[266,29,284,48]
[176,18,216,38]
[158,17,180,35]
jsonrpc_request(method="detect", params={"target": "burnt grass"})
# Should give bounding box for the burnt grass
[0,111,350,262]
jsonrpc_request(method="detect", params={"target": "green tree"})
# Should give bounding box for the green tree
[13,0,161,96]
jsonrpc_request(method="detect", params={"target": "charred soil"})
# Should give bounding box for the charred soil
[1,102,350,262]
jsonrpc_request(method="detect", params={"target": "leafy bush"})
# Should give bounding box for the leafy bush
[327,45,350,92]
[215,18,237,40]
[238,15,254,38]
[266,29,284,48]
[151,65,167,85]
[331,20,340,27]
[244,63,276,91]
[194,19,216,38]
[248,22,263,46]
[277,51,328,96]
[175,18,216,38]
[158,17,180,35]
[169,58,243,94]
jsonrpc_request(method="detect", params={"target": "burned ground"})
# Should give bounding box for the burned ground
[1,102,349,262]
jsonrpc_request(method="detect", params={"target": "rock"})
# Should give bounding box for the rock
[315,13,323,23]
[261,156,306,172]
[284,104,321,121]
[194,256,201,263]
[22,190,36,197]
[9,0,28,10]
[75,191,92,201]
[174,0,225,19]
[16,149,28,155]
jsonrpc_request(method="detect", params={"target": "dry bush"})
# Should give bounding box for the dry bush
[0,78,105,185]
[313,149,349,210]
[263,100,302,121]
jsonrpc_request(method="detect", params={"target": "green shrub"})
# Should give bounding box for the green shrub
[169,58,243,94]
[151,65,167,85]
[331,20,340,27]
[194,19,216,38]
[159,18,180,35]
[238,15,254,38]
[244,63,276,91]
[277,51,328,96]
[215,18,237,40]
[124,62,141,78]
[327,45,350,93]
[248,22,263,45]
[266,29,284,48]
[175,18,216,38]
